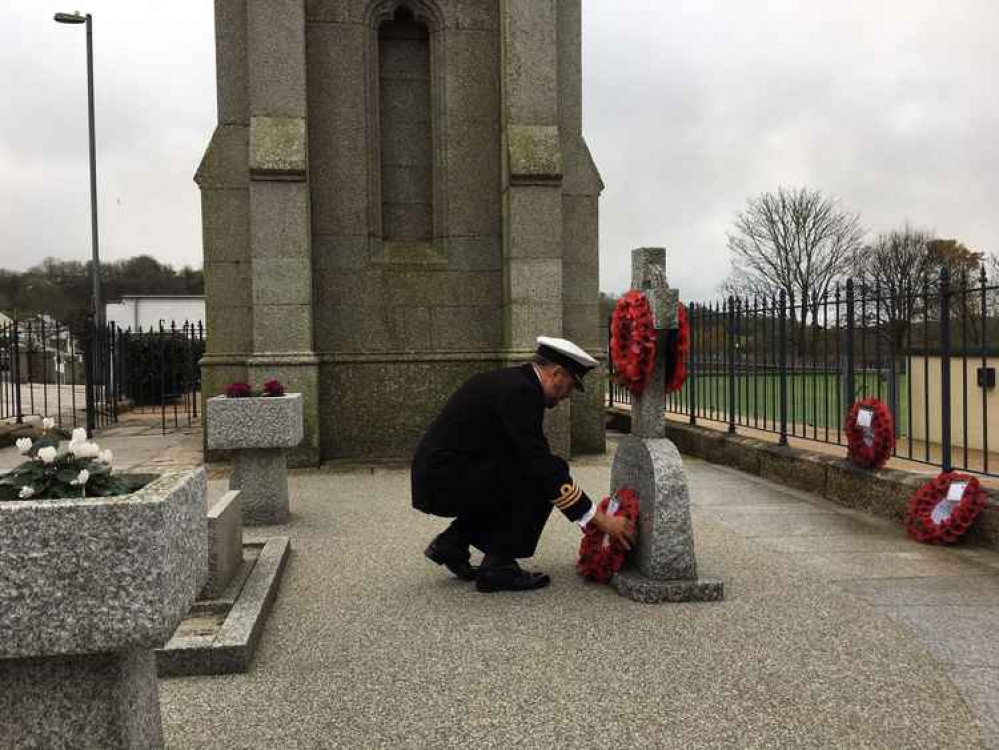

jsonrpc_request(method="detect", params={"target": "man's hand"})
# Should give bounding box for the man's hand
[592,510,636,550]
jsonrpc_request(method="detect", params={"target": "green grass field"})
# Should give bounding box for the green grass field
[657,372,911,433]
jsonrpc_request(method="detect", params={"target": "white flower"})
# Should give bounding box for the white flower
[70,428,88,445]
[70,469,90,486]
[15,437,32,454]
[18,486,35,499]
[42,417,55,430]
[70,441,100,459]
[98,449,114,465]
[37,446,57,464]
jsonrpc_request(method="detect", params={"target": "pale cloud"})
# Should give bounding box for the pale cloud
[0,1,996,309]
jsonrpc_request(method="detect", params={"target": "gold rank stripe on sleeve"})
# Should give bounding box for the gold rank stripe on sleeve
[554,482,582,510]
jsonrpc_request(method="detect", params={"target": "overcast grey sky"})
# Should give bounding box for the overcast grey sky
[1,1,996,303]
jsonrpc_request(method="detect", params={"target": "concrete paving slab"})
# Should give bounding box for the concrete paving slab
[874,605,999,667]
[158,455,986,749]
[710,508,880,537]
[792,550,992,581]
[949,667,999,750]
[840,575,999,607]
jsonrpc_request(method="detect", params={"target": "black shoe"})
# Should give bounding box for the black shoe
[425,537,477,581]
[475,563,551,593]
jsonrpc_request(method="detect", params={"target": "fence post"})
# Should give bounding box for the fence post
[688,303,697,425]
[12,315,23,423]
[83,318,96,438]
[940,266,952,472]
[727,297,736,434]
[778,291,788,445]
[845,278,856,410]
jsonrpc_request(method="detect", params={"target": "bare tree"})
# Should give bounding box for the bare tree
[854,224,935,353]
[723,187,864,332]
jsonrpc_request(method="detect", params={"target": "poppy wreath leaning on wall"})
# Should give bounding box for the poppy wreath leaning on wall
[610,291,657,395]
[577,487,640,584]
[664,302,690,394]
[905,472,988,544]
[844,397,894,469]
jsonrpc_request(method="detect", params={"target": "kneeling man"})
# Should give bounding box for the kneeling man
[411,336,635,593]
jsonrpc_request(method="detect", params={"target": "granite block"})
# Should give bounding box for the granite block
[501,0,558,123]
[252,303,313,352]
[204,305,253,354]
[505,186,563,258]
[194,125,249,190]
[1,649,163,749]
[251,258,313,306]
[205,261,252,309]
[215,0,248,124]
[507,258,562,304]
[249,116,308,179]
[611,569,725,604]
[446,118,502,237]
[430,305,502,351]
[231,449,290,525]
[759,444,829,494]
[445,30,499,122]
[206,393,304,451]
[0,469,208,659]
[611,435,698,580]
[306,22,368,236]
[203,490,244,599]
[250,181,311,260]
[247,0,307,117]
[508,124,562,184]
[201,189,250,264]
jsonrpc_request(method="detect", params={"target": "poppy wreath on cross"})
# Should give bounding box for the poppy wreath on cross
[905,472,988,544]
[610,291,657,395]
[844,397,894,469]
[664,301,690,394]
[577,487,640,584]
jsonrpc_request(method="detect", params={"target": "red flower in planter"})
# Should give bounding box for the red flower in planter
[262,379,286,397]
[845,397,894,469]
[905,471,987,544]
[225,382,253,398]
[577,487,641,584]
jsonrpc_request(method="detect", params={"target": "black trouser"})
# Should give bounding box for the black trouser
[412,452,554,559]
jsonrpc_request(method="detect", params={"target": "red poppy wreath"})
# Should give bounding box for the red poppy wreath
[845,397,894,469]
[664,302,690,394]
[906,472,987,544]
[577,488,640,584]
[610,291,656,395]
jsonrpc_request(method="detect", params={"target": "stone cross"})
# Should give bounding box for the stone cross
[610,247,724,603]
[630,247,679,440]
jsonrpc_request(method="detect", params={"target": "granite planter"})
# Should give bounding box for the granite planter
[206,393,303,525]
[0,468,208,749]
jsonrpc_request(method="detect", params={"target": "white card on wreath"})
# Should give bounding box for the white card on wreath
[931,500,958,525]
[857,408,874,428]
[946,482,968,502]
[607,495,620,516]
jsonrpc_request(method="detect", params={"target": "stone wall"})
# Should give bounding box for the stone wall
[200,0,603,463]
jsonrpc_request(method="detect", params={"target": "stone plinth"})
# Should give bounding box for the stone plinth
[203,490,244,599]
[0,469,208,749]
[610,436,725,604]
[206,393,303,525]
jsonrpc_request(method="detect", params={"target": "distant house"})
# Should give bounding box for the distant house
[105,295,206,332]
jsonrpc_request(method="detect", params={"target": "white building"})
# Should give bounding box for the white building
[105,295,206,332]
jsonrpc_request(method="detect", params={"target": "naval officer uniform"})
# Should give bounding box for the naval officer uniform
[411,336,599,592]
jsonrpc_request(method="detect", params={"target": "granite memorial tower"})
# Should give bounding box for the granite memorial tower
[197,0,603,464]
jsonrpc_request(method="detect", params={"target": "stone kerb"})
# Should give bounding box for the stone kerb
[203,490,244,599]
[206,393,304,451]
[0,468,208,659]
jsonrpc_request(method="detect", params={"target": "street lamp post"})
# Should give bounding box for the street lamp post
[54,11,102,326]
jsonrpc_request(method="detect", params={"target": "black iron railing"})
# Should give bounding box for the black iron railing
[608,267,999,477]
[2,316,204,436]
